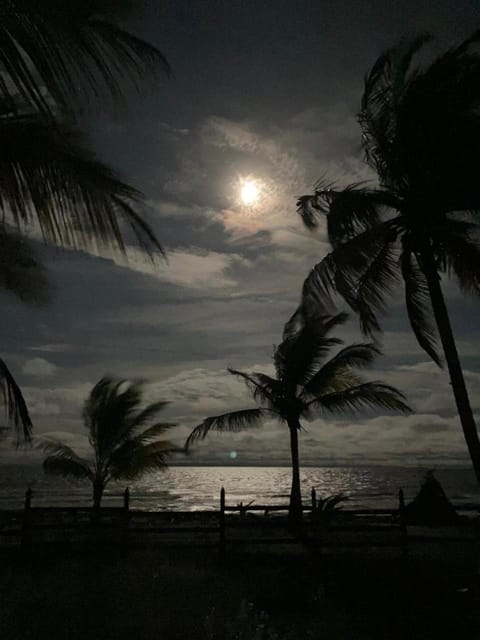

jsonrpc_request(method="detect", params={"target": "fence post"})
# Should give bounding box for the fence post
[122,487,130,553]
[398,488,407,555]
[21,487,32,548]
[311,487,317,510]
[219,486,226,556]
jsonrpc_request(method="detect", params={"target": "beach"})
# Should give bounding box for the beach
[1,537,480,640]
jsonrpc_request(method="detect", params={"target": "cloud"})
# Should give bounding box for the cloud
[22,358,57,377]
[112,246,251,290]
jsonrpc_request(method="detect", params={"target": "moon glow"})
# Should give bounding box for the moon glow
[240,180,259,205]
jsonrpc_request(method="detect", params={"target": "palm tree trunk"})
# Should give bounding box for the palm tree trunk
[93,480,104,512]
[287,419,303,524]
[420,249,480,483]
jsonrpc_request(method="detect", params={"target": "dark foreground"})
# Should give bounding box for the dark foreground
[1,542,480,640]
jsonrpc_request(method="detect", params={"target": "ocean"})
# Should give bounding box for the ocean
[0,464,479,512]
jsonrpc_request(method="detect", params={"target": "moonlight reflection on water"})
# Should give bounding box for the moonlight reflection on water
[0,466,478,511]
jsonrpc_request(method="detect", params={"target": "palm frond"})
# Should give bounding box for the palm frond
[0,113,163,256]
[185,409,266,450]
[298,183,399,247]
[227,368,279,406]
[434,218,480,296]
[130,422,177,445]
[109,440,173,480]
[274,314,344,391]
[128,401,170,431]
[352,236,401,335]
[312,381,411,415]
[302,220,402,335]
[42,441,93,479]
[0,225,52,304]
[359,36,433,185]
[400,246,441,366]
[314,492,349,513]
[84,377,145,456]
[296,178,336,230]
[0,1,170,115]
[302,343,381,397]
[0,358,32,444]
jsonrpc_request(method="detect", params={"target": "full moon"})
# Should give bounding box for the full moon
[241,180,259,205]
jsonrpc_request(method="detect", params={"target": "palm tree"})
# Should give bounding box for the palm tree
[0,1,170,439]
[43,376,176,511]
[297,33,480,482]
[185,311,410,522]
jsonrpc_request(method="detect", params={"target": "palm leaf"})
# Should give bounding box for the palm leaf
[313,381,411,415]
[109,440,173,480]
[131,422,177,444]
[434,218,480,296]
[185,408,266,450]
[275,309,347,388]
[400,246,441,366]
[0,225,52,304]
[227,368,279,406]
[351,237,401,335]
[0,358,32,444]
[84,377,145,456]
[301,220,402,335]
[42,441,93,479]
[302,343,381,397]
[0,113,163,256]
[359,35,433,184]
[128,401,170,431]
[0,1,170,115]
[297,183,399,247]
[274,328,341,392]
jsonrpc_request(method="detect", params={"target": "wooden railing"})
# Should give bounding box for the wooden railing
[0,486,477,553]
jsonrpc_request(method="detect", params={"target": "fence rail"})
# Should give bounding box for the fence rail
[0,486,478,553]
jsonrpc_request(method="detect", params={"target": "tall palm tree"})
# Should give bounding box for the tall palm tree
[0,1,170,439]
[43,376,176,510]
[185,311,410,522]
[297,33,480,482]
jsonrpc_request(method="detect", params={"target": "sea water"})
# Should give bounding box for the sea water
[0,464,479,511]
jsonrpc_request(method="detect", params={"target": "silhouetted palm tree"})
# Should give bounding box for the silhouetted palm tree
[0,1,170,439]
[43,376,176,510]
[186,311,410,522]
[297,33,480,482]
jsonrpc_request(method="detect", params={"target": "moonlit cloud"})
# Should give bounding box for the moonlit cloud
[22,358,57,378]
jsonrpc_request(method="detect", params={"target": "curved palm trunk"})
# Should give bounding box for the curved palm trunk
[421,250,480,483]
[287,419,303,524]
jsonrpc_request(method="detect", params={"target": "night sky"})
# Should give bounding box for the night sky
[2,0,480,467]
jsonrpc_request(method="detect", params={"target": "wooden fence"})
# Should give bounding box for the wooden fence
[0,486,478,553]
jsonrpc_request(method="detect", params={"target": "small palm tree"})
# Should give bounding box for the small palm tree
[186,311,410,522]
[43,377,176,510]
[297,33,480,481]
